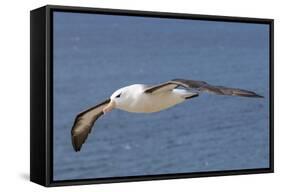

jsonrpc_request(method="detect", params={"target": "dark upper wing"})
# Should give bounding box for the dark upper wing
[144,78,263,98]
[144,83,179,94]
[71,99,110,152]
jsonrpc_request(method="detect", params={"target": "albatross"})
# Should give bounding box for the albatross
[71,78,263,152]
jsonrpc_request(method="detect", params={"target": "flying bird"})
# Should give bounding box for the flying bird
[71,78,263,152]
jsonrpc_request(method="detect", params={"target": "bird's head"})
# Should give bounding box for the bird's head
[103,88,126,114]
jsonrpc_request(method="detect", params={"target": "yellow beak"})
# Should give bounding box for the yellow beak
[103,100,116,114]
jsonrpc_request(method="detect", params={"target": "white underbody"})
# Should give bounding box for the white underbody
[113,84,197,113]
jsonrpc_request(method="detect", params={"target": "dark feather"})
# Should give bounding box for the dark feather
[71,99,110,152]
[144,78,263,98]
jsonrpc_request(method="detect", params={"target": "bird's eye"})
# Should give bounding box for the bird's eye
[116,93,121,98]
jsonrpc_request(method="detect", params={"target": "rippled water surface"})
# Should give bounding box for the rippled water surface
[53,12,270,181]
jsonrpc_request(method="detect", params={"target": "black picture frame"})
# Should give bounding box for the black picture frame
[30,5,274,187]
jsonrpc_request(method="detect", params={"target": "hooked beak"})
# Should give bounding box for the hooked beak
[103,100,116,114]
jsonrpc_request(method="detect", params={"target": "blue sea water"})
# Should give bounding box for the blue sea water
[53,12,270,181]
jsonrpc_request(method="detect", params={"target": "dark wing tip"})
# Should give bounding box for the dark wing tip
[71,128,91,152]
[71,111,105,152]
[71,134,80,152]
[71,117,89,152]
[241,93,264,98]
[232,89,264,98]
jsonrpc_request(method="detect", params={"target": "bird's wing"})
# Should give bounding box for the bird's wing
[144,78,263,98]
[143,83,179,94]
[71,99,110,152]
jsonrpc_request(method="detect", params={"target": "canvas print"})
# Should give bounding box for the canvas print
[53,11,270,181]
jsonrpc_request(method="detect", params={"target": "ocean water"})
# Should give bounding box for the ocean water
[53,12,270,181]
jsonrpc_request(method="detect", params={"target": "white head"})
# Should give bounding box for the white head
[102,84,144,114]
[102,87,127,114]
